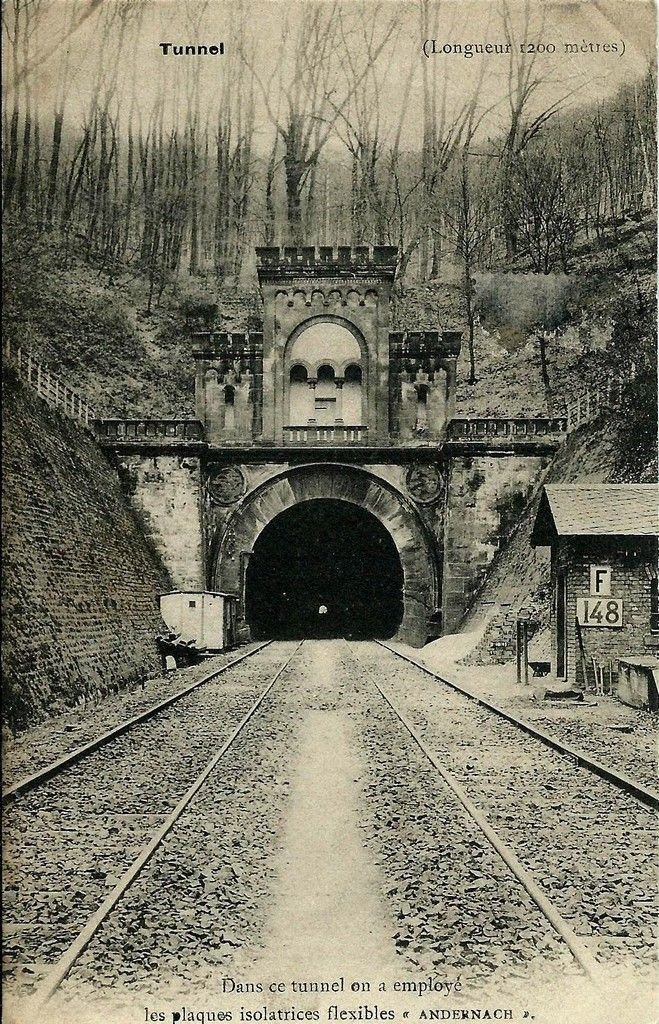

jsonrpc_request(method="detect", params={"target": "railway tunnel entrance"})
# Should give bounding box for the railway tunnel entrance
[213,464,438,647]
[245,499,404,640]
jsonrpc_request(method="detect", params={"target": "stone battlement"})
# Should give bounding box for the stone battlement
[192,332,264,357]
[255,245,398,280]
[389,330,463,360]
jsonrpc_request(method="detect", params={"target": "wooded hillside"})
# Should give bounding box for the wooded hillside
[3,0,656,477]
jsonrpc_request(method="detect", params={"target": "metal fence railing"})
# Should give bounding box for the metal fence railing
[4,339,96,429]
[564,376,626,433]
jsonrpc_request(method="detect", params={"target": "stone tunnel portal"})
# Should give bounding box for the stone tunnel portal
[213,464,437,647]
[245,499,404,640]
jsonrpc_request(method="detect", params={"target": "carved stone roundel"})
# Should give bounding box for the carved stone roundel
[207,465,246,506]
[406,464,442,505]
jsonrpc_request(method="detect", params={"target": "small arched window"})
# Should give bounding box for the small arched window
[317,364,336,383]
[345,363,362,385]
[289,364,309,423]
[314,364,337,423]
[416,384,429,430]
[343,363,363,425]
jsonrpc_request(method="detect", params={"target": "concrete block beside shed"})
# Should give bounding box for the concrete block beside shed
[617,658,659,712]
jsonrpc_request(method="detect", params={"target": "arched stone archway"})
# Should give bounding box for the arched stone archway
[282,317,366,374]
[211,463,439,647]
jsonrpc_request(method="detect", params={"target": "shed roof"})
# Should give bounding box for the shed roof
[531,484,659,545]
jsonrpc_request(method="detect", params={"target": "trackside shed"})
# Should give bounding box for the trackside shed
[531,484,659,689]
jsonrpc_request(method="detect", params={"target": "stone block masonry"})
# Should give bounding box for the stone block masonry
[459,417,646,666]
[442,453,550,633]
[115,453,205,590]
[2,369,172,732]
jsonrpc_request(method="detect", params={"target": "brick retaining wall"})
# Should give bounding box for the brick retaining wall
[2,368,171,732]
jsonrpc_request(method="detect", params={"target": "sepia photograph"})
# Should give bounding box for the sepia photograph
[2,1,657,1023]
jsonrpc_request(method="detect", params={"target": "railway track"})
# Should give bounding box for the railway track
[5,639,655,1019]
[349,641,656,974]
[2,641,273,804]
[3,640,303,1006]
[376,641,659,809]
[346,643,601,979]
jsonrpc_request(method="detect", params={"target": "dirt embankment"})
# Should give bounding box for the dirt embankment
[458,413,648,665]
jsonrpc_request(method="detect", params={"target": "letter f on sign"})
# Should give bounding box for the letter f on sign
[590,565,611,596]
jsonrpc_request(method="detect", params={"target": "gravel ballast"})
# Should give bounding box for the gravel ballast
[4,640,654,1024]
[352,643,657,972]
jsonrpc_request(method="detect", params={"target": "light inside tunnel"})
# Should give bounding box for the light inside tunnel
[245,499,403,640]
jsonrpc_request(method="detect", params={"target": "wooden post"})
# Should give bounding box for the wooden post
[523,621,529,685]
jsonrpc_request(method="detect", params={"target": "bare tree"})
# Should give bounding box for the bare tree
[331,2,398,244]
[508,139,577,273]
[445,150,491,383]
[634,70,657,212]
[214,12,256,279]
[497,0,568,258]
[242,3,394,244]
[386,0,491,286]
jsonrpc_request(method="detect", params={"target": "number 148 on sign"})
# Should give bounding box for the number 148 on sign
[577,597,623,627]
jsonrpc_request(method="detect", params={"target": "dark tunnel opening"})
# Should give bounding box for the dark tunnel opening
[245,499,404,640]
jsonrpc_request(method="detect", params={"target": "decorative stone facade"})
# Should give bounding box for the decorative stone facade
[183,246,472,645]
[95,246,564,647]
[205,460,442,647]
[192,248,462,448]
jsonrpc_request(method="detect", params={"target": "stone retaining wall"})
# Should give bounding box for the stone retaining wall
[2,368,171,732]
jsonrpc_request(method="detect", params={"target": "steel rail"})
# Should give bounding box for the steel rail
[377,641,659,810]
[29,640,304,1009]
[3,642,272,805]
[348,644,602,982]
